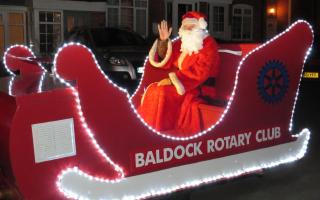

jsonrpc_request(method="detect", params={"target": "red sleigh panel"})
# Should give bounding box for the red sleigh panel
[3,45,45,75]
[0,20,313,199]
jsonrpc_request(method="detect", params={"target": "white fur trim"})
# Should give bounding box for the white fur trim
[218,49,243,56]
[148,40,172,68]
[198,17,207,29]
[140,83,156,105]
[182,17,207,29]
[169,72,185,95]
[182,18,199,26]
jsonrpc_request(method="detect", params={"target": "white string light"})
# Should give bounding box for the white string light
[38,72,46,93]
[3,44,47,76]
[51,20,313,200]
[52,43,126,184]
[7,70,46,96]
[130,20,314,141]
[289,33,313,131]
[8,76,14,96]
[57,129,310,200]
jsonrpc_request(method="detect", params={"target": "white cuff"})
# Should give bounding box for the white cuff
[169,72,185,95]
[218,49,242,56]
[148,40,172,68]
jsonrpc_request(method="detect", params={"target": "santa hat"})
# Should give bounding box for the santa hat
[182,11,207,30]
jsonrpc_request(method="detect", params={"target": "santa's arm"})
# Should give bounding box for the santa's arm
[157,39,169,59]
[148,39,173,68]
[169,38,219,95]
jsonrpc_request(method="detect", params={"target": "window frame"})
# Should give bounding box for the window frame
[207,3,228,40]
[36,10,63,55]
[106,0,148,37]
[212,5,225,33]
[0,8,27,55]
[232,4,253,41]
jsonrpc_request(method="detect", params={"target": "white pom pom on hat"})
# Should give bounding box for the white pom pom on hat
[181,11,208,29]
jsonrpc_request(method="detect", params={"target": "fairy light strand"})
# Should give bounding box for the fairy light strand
[3,44,47,76]
[50,20,313,200]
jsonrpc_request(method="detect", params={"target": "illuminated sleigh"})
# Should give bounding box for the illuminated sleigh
[0,20,313,199]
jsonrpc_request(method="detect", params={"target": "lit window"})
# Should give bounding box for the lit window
[232,4,253,41]
[39,11,62,55]
[106,0,148,37]
[8,12,26,46]
[212,6,224,32]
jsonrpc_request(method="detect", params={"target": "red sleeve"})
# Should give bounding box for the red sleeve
[169,37,220,95]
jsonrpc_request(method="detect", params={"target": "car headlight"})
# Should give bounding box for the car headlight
[108,56,127,66]
[137,67,145,74]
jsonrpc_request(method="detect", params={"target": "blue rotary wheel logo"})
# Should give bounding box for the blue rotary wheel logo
[257,60,289,104]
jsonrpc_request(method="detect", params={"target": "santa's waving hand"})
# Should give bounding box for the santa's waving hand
[157,20,173,86]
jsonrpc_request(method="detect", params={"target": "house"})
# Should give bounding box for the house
[0,0,149,56]
[0,0,27,57]
[0,0,318,57]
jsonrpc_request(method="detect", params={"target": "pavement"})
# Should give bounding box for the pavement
[154,80,320,200]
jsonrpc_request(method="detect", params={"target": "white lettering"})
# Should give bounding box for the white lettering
[194,142,203,155]
[274,127,281,139]
[163,148,173,162]
[229,135,237,148]
[145,151,156,166]
[256,127,281,143]
[155,150,163,163]
[135,153,144,168]
[207,140,215,153]
[244,132,252,144]
[238,134,245,146]
[186,143,194,157]
[224,136,231,149]
[215,138,225,151]
[256,130,263,142]
[134,129,281,169]
[174,145,185,159]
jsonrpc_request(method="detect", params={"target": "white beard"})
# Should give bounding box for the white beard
[178,27,208,55]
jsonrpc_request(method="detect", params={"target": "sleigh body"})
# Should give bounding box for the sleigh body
[0,21,313,199]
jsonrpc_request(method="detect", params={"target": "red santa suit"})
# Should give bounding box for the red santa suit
[138,12,220,137]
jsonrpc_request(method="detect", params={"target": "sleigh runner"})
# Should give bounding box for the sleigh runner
[0,20,313,199]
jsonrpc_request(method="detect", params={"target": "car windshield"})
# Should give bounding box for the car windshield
[91,28,146,47]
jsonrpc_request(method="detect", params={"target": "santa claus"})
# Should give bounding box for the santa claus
[138,11,220,136]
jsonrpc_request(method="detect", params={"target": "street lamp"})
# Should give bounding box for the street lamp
[268,7,276,17]
[266,5,277,39]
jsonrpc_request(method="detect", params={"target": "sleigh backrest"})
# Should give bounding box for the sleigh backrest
[201,43,259,103]
[132,43,259,107]
[219,21,313,131]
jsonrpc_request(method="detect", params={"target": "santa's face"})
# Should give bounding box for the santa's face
[181,23,196,31]
[178,24,207,55]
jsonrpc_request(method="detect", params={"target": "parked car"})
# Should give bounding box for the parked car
[65,27,149,90]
